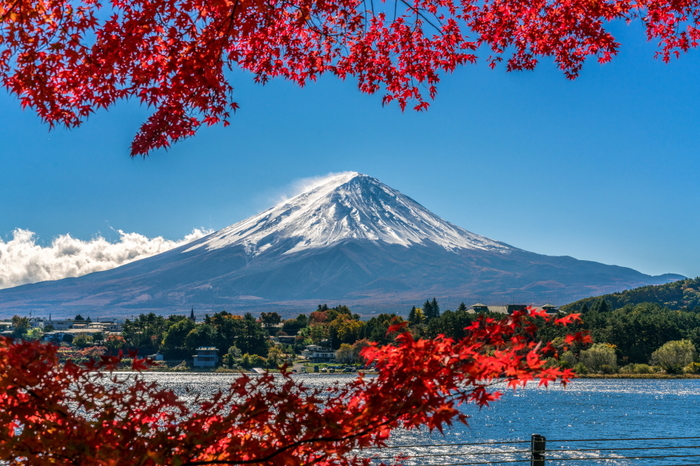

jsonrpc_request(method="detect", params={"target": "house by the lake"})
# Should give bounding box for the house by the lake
[302,344,336,363]
[193,347,219,368]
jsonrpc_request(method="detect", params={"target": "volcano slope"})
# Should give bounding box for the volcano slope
[0,172,682,317]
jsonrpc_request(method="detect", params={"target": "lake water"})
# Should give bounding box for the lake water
[138,373,700,465]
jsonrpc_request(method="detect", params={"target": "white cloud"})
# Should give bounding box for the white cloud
[0,228,211,289]
[264,171,360,206]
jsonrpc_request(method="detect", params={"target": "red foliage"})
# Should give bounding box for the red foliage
[56,345,108,362]
[0,0,697,155]
[309,310,329,324]
[0,309,586,465]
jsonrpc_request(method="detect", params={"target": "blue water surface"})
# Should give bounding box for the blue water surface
[139,373,700,466]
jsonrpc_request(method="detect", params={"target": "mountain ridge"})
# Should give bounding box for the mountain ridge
[0,172,684,318]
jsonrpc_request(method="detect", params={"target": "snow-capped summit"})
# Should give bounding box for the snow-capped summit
[0,172,684,318]
[187,171,511,256]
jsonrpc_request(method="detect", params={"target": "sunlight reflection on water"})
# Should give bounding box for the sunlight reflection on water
[134,374,700,465]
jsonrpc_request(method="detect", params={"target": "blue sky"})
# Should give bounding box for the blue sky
[2,20,699,286]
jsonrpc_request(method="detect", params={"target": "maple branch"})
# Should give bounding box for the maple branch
[10,381,71,421]
[210,0,238,42]
[12,444,80,466]
[181,415,401,466]
[0,0,21,23]
[181,377,419,466]
[398,0,443,33]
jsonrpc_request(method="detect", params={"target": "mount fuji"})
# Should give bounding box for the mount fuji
[0,172,683,318]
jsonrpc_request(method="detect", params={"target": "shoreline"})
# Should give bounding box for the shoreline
[576,373,700,379]
[131,368,700,379]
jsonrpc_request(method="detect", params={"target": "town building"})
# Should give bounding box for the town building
[275,335,297,346]
[470,303,489,313]
[193,347,219,368]
[302,344,336,363]
[468,304,560,314]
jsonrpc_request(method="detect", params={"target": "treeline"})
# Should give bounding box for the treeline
[6,298,481,368]
[97,299,482,367]
[10,287,700,373]
[538,300,700,374]
[306,299,700,374]
[544,277,700,374]
[118,312,274,359]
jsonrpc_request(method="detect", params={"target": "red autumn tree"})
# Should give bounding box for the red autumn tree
[0,309,589,466]
[0,0,698,155]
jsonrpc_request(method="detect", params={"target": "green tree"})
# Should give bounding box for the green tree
[559,351,577,369]
[266,345,286,368]
[72,334,95,348]
[426,309,454,338]
[335,343,355,364]
[650,339,697,374]
[248,354,267,368]
[423,298,440,320]
[335,339,371,365]
[205,311,246,353]
[282,314,309,335]
[24,328,44,341]
[161,318,196,356]
[223,345,243,368]
[408,306,425,325]
[450,306,477,340]
[330,314,364,347]
[236,313,270,356]
[309,325,329,344]
[591,299,610,313]
[122,313,168,351]
[260,312,282,329]
[359,314,404,345]
[167,314,188,326]
[423,300,434,320]
[416,307,477,340]
[184,323,218,352]
[606,303,687,363]
[11,316,30,339]
[580,343,617,373]
[431,298,440,319]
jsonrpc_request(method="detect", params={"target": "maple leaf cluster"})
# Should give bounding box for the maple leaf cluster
[0,308,589,466]
[0,0,698,155]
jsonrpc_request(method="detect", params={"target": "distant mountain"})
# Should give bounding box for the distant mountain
[561,276,700,313]
[0,172,684,318]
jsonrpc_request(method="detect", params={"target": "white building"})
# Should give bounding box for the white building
[193,347,219,368]
[302,345,336,363]
[49,320,75,331]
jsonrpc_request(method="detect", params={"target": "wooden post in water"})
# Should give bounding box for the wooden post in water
[531,434,546,466]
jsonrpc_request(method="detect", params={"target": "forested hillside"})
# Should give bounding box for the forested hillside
[561,277,700,314]
[531,278,700,372]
